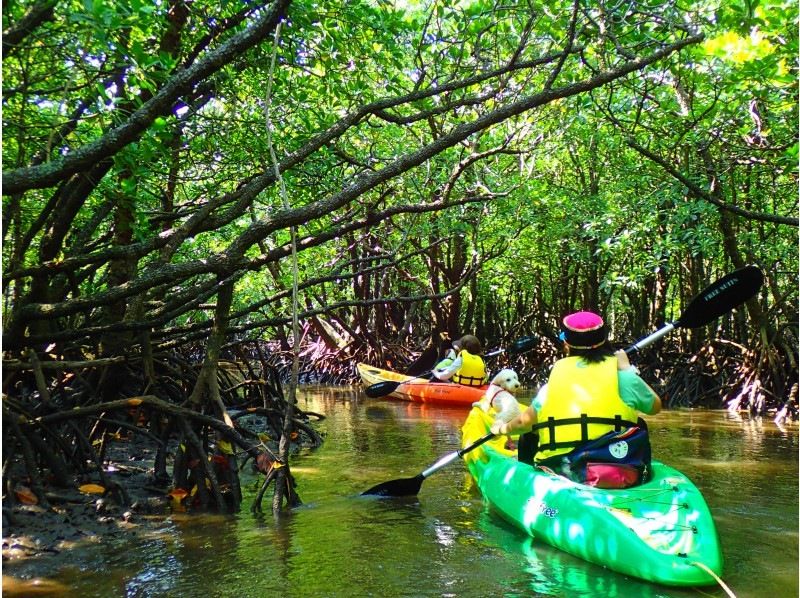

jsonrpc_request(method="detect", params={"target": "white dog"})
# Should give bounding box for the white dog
[473,368,522,424]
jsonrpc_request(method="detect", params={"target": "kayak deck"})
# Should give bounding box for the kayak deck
[462,407,723,587]
[357,362,487,407]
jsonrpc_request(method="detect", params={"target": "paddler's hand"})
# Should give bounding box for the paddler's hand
[491,421,509,435]
[492,405,536,436]
[615,349,639,374]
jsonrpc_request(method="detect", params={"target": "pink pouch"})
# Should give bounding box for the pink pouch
[584,463,640,489]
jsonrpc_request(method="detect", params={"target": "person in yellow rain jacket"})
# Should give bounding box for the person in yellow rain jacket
[491,311,661,487]
[432,334,488,387]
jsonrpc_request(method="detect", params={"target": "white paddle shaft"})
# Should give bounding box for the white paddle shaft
[421,452,460,478]
[627,322,676,353]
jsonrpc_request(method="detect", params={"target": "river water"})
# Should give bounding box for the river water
[6,386,799,597]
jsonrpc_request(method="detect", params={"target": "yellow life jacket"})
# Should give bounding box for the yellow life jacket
[535,356,639,462]
[452,350,487,387]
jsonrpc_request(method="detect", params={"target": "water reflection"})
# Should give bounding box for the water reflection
[3,387,797,597]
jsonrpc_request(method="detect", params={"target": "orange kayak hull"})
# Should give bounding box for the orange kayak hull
[357,363,487,407]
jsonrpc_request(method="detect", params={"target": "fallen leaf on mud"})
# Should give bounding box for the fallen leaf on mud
[167,488,188,500]
[168,488,189,512]
[78,484,106,495]
[13,486,38,504]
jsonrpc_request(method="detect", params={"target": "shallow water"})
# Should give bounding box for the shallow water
[5,386,798,597]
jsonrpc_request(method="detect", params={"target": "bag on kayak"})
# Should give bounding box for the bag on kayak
[540,424,652,489]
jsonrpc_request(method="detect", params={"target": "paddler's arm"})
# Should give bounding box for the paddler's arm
[616,349,662,415]
[432,353,462,381]
[490,404,538,436]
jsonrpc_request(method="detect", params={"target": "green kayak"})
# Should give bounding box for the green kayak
[462,407,724,587]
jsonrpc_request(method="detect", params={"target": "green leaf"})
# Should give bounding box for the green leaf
[121,178,136,193]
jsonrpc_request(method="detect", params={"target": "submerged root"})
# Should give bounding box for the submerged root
[2,346,325,518]
[658,339,797,415]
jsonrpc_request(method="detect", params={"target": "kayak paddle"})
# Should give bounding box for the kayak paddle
[363,335,539,399]
[361,265,763,498]
[361,432,495,497]
[626,265,764,354]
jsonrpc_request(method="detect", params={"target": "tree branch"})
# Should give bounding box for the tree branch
[627,138,799,227]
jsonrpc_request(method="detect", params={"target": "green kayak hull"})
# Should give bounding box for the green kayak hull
[462,408,723,587]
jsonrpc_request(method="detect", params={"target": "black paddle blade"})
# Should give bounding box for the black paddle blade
[506,334,539,355]
[361,474,424,497]
[364,380,402,398]
[678,265,764,328]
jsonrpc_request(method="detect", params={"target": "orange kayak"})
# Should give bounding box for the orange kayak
[357,363,487,407]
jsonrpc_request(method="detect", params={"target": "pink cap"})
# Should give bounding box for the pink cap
[562,311,607,349]
[563,311,604,332]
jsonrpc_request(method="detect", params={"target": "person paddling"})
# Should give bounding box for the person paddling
[491,311,662,487]
[432,334,488,387]
[433,336,457,370]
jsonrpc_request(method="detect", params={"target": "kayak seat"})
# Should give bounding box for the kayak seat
[517,415,637,466]
[529,415,653,488]
[531,414,640,452]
